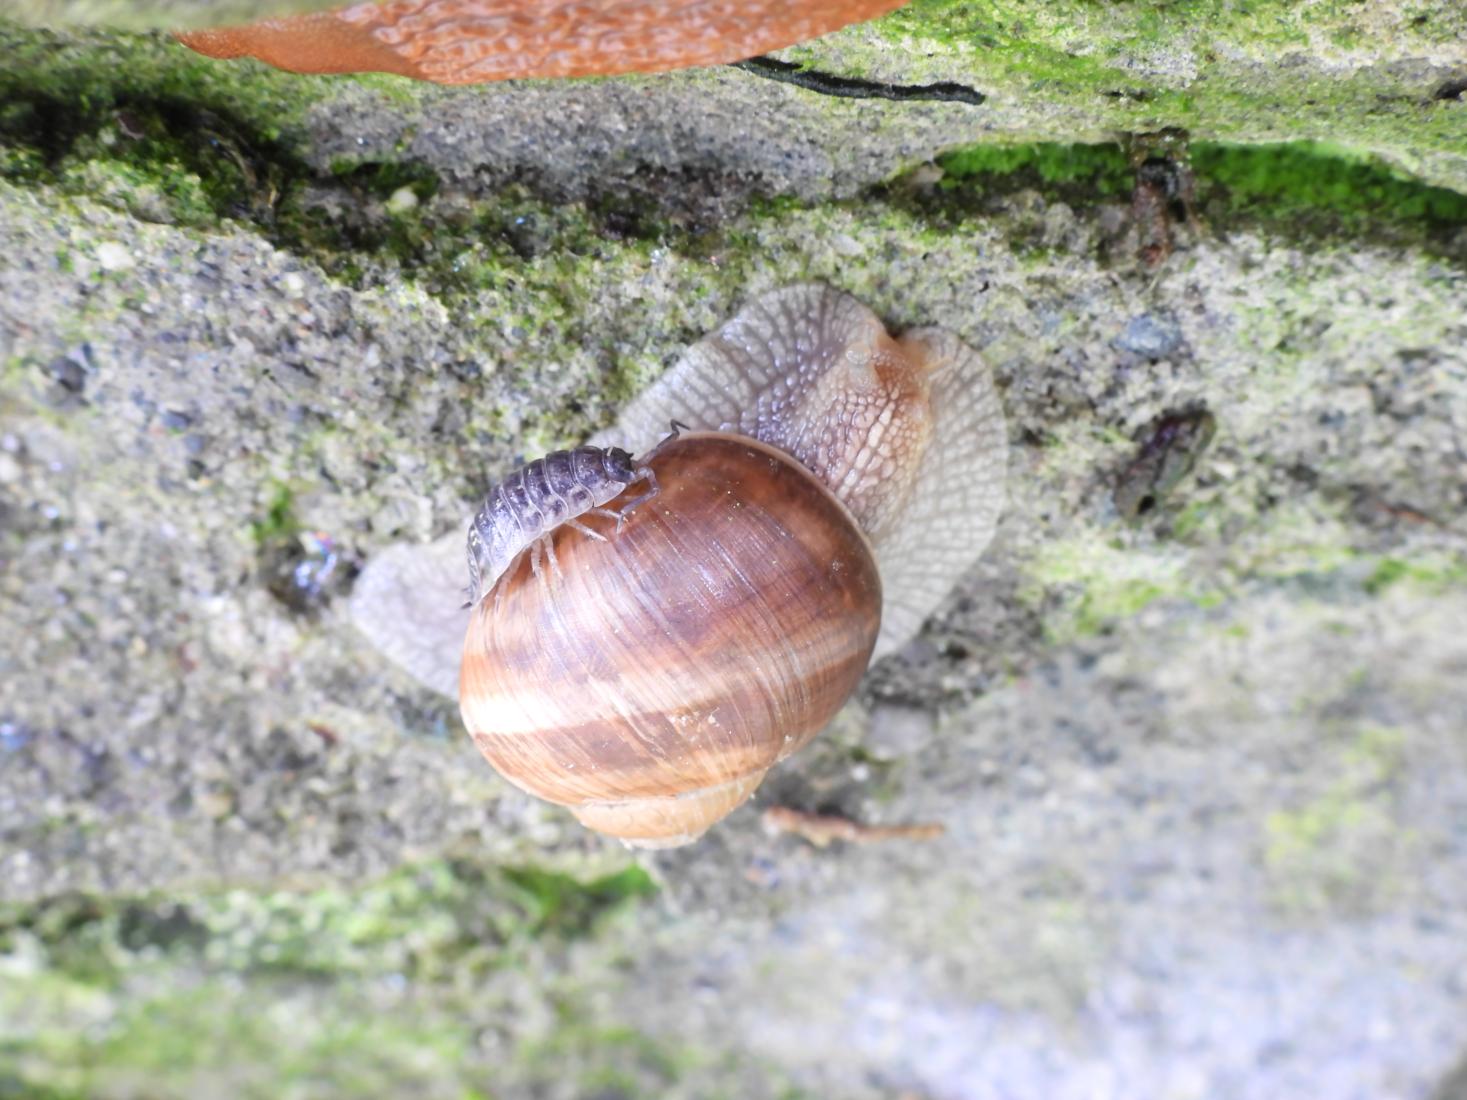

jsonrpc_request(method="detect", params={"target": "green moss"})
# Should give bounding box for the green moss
[11,976,482,1098]
[500,864,657,939]
[0,858,655,984]
[0,34,645,309]
[0,25,327,149]
[1021,532,1200,642]
[1193,142,1467,229]
[932,138,1467,242]
[1363,553,1467,595]
[0,30,323,234]
[1022,491,1467,641]
[328,157,441,204]
[880,0,1459,66]
[248,482,297,546]
[865,1,1467,193]
[0,859,667,1097]
[939,142,1133,193]
[522,1022,685,1096]
[1262,726,1417,915]
[11,1,341,32]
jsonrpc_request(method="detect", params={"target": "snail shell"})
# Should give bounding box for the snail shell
[176,0,912,84]
[349,284,1006,843]
[460,432,880,847]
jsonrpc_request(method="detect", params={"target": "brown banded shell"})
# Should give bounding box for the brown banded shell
[458,432,881,847]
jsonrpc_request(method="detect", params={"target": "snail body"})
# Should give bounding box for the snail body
[466,443,657,607]
[175,0,911,84]
[350,284,1007,845]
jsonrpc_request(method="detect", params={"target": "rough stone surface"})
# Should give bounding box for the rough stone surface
[9,0,1467,191]
[2,6,1467,1099]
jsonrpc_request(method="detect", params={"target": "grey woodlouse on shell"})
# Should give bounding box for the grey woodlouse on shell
[349,284,1008,845]
[465,444,659,607]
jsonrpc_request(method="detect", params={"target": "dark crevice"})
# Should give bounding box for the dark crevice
[875,140,1467,265]
[0,83,692,292]
[1433,78,1467,102]
[731,55,986,106]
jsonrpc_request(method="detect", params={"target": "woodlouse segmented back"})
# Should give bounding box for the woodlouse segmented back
[465,444,658,607]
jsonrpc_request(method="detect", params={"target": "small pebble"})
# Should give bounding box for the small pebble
[47,353,88,394]
[95,241,135,272]
[387,186,420,215]
[866,703,938,759]
[1116,313,1182,359]
[281,272,307,299]
[197,785,236,820]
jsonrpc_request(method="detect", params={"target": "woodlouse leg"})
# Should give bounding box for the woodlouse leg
[614,467,660,522]
[542,534,564,580]
[567,518,611,542]
[528,539,556,598]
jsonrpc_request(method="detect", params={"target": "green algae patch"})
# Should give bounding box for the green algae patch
[0,27,325,233]
[868,0,1467,193]
[1020,531,1199,643]
[1262,726,1418,916]
[1362,553,1467,596]
[1192,142,1467,231]
[0,858,667,1099]
[939,142,1134,194]
[879,0,1465,71]
[930,139,1467,249]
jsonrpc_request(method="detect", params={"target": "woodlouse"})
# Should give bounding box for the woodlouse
[465,444,659,607]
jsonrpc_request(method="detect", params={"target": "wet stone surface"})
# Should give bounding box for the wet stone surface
[2,8,1467,1099]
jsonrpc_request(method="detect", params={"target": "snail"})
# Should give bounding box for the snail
[350,284,1007,846]
[174,0,912,84]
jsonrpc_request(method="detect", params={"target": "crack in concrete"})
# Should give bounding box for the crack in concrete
[731,55,987,106]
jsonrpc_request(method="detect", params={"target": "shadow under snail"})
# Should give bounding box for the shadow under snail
[351,284,1007,847]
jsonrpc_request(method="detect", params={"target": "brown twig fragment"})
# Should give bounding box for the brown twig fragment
[762,806,945,847]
